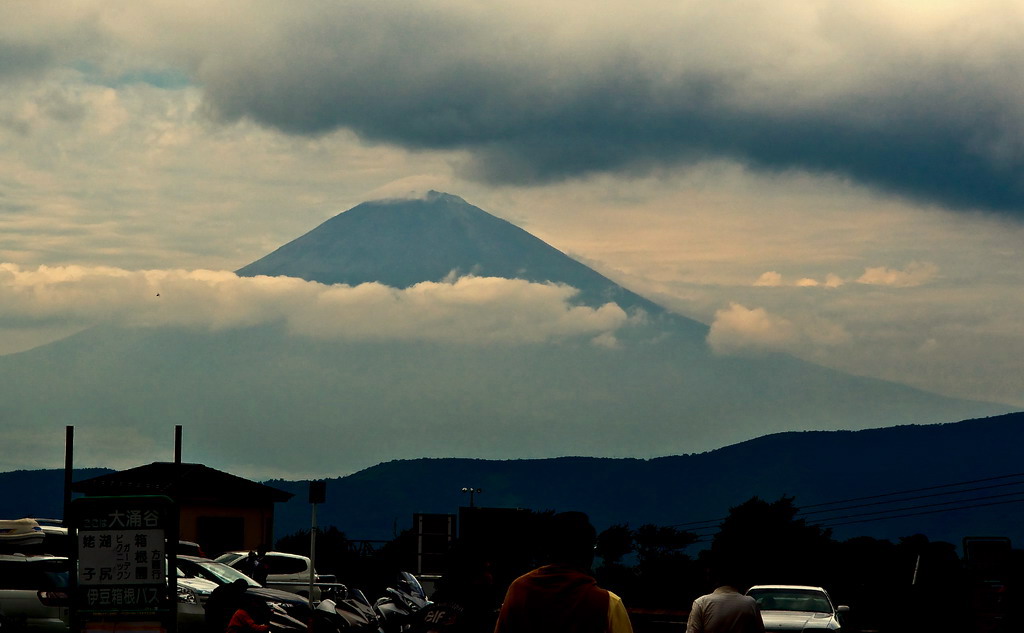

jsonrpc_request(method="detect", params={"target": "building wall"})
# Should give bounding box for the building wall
[179,502,276,556]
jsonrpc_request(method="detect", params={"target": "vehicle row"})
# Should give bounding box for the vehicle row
[0,551,314,633]
[1,550,430,633]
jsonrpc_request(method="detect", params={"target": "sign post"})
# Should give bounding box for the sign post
[69,495,177,633]
[308,481,326,604]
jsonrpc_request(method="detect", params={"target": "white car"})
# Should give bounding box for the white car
[0,553,212,633]
[746,585,849,632]
[0,554,69,633]
[175,574,218,633]
[214,551,326,601]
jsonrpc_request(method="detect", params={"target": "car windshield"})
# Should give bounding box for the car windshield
[0,558,69,590]
[747,588,833,613]
[215,553,245,565]
[180,559,260,587]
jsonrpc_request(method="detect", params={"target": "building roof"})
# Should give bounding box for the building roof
[71,462,293,504]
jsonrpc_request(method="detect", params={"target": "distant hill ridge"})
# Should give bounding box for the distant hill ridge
[4,413,1022,547]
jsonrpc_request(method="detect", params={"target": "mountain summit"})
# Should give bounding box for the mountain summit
[237,191,662,314]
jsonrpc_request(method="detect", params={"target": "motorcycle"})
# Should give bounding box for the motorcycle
[314,585,384,633]
[269,601,312,633]
[374,572,431,633]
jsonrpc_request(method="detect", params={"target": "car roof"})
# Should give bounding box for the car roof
[222,550,307,560]
[748,585,828,591]
[0,553,67,562]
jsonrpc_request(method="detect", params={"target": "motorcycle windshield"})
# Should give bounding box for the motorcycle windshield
[398,572,426,600]
[348,588,371,607]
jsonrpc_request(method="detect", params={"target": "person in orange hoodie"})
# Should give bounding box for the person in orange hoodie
[493,512,633,633]
[226,595,271,633]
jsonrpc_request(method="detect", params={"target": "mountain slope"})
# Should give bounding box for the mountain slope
[237,191,669,317]
[0,193,1009,476]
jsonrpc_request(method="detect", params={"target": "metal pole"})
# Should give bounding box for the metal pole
[63,426,74,521]
[174,425,182,464]
[309,502,317,603]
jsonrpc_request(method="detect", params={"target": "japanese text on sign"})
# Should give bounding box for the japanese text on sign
[78,529,164,586]
[77,509,163,530]
[83,587,163,609]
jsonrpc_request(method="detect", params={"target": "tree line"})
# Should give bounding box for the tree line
[276,495,1022,632]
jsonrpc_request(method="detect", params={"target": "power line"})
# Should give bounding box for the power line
[797,472,1024,510]
[807,490,1024,525]
[815,496,1024,529]
[796,479,1024,518]
[665,471,1024,532]
[681,496,1024,547]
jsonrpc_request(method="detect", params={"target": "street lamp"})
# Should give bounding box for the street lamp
[461,487,483,508]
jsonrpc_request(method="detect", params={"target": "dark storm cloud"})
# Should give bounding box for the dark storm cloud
[20,0,1018,216]
[202,40,1024,217]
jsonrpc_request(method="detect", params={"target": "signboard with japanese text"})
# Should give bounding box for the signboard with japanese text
[78,529,165,607]
[69,495,177,633]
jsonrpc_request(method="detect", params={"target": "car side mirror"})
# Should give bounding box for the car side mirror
[836,605,850,613]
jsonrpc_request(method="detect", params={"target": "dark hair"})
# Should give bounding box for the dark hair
[546,512,596,569]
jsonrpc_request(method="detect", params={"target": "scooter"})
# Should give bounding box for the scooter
[269,602,311,633]
[374,572,431,633]
[314,585,384,633]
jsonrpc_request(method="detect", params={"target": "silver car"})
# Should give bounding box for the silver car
[0,554,69,633]
[0,553,219,633]
[214,551,325,601]
[746,585,849,632]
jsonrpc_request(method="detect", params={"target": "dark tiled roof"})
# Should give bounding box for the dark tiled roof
[71,462,293,503]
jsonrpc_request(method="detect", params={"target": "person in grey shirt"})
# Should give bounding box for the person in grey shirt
[686,577,764,633]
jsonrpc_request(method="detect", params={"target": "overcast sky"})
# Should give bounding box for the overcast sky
[2,1,1023,471]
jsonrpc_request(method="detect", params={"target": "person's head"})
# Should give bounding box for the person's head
[256,544,267,556]
[709,563,748,592]
[243,594,270,621]
[545,511,596,571]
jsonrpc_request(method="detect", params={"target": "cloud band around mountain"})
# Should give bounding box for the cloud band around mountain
[0,264,630,345]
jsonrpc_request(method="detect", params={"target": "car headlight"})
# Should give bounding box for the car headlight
[176,586,199,604]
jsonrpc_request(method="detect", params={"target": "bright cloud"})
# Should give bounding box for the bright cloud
[706,303,800,355]
[824,274,844,288]
[857,261,939,287]
[754,271,782,286]
[0,264,629,345]
[707,302,850,355]
[750,265,936,289]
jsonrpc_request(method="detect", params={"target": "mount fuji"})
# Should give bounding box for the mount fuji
[0,192,1006,477]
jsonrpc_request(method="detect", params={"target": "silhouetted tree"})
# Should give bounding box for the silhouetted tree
[633,524,699,608]
[276,526,390,592]
[708,495,833,590]
[594,523,637,601]
[595,523,634,566]
[594,522,698,608]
